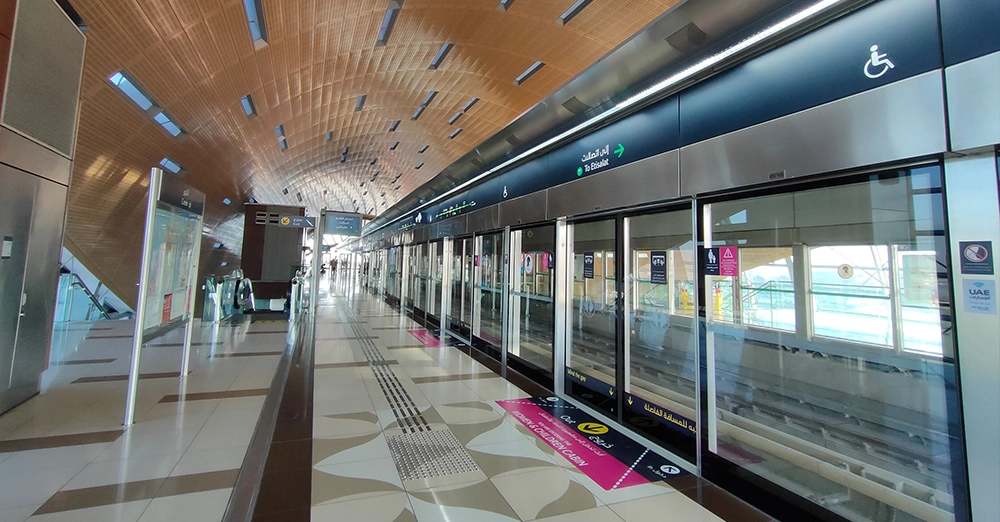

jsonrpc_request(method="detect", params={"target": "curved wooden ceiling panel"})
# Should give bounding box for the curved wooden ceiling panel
[66,0,678,304]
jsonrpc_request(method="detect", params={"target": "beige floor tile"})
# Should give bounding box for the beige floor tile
[187,423,257,452]
[136,489,231,522]
[535,505,625,521]
[492,466,601,521]
[311,490,413,521]
[0,464,88,510]
[25,499,151,522]
[63,453,184,489]
[609,491,725,522]
[170,446,248,477]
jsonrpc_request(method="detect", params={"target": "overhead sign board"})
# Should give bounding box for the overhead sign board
[326,212,363,236]
[278,215,315,228]
[158,173,205,216]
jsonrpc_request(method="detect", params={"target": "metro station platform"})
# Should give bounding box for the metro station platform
[0,277,771,522]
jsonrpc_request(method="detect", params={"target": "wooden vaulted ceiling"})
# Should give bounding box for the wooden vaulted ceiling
[65,0,680,306]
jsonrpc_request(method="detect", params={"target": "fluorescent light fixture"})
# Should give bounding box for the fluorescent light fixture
[370,158,378,165]
[223,198,232,205]
[376,7,400,46]
[242,0,269,48]
[342,146,349,154]
[428,43,453,70]
[556,0,593,25]
[213,242,223,249]
[418,144,429,153]
[221,261,229,267]
[448,112,463,125]
[109,71,154,110]
[361,181,365,187]
[389,120,401,131]
[153,112,184,137]
[415,162,424,169]
[420,90,438,107]
[282,188,288,195]
[355,95,367,112]
[411,106,425,120]
[275,124,285,138]
[159,157,182,174]
[341,154,347,163]
[496,0,515,11]
[462,97,480,112]
[449,128,462,139]
[326,131,333,141]
[297,192,303,202]
[395,185,400,190]
[370,171,379,181]
[248,198,258,204]
[240,94,256,117]
[279,138,288,150]
[514,61,545,85]
[378,0,850,234]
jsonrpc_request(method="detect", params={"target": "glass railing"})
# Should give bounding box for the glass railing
[53,273,112,322]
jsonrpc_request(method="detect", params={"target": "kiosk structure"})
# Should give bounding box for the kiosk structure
[124,167,206,426]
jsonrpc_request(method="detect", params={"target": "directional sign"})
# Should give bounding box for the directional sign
[278,215,316,228]
[650,251,667,285]
[326,212,363,236]
[614,143,625,158]
[583,252,595,279]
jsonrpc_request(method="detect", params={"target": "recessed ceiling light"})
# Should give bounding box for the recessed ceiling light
[297,192,303,202]
[370,158,377,165]
[279,138,288,150]
[415,162,424,169]
[389,141,399,150]
[241,0,269,49]
[411,106,425,120]
[428,43,453,70]
[275,124,285,138]
[461,97,479,112]
[376,5,401,46]
[449,128,462,139]
[221,261,229,267]
[326,131,333,141]
[370,171,379,182]
[557,0,593,25]
[223,198,232,205]
[418,144,429,153]
[159,157,182,174]
[389,120,401,132]
[341,154,347,163]
[282,188,288,195]
[213,242,223,249]
[496,0,515,11]
[421,90,438,107]
[240,94,257,117]
[514,61,545,85]
[448,112,463,125]
[355,95,367,112]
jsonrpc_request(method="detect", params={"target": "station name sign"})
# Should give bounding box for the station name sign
[326,212,363,237]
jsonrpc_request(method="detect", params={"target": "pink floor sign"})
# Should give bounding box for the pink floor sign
[407,329,451,347]
[498,398,652,490]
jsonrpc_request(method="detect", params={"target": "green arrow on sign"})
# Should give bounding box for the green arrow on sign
[614,143,625,158]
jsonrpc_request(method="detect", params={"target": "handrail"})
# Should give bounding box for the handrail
[67,273,112,320]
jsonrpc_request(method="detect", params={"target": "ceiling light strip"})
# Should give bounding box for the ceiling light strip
[556,0,593,26]
[428,44,454,70]
[378,0,849,231]
[514,61,545,85]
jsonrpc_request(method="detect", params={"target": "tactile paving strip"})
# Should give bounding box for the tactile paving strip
[386,429,481,481]
[341,302,431,434]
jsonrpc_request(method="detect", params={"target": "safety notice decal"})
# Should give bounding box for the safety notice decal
[497,396,687,490]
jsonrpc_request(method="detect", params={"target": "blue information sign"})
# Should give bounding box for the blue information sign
[583,252,595,279]
[650,251,667,285]
[326,212,363,236]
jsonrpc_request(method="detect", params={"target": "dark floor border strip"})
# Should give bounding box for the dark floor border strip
[410,373,499,384]
[213,351,284,358]
[244,330,290,335]
[314,336,360,341]
[34,469,240,515]
[0,430,123,453]
[221,322,302,522]
[159,388,270,403]
[72,372,185,384]
[370,326,406,330]
[50,358,116,366]
[84,334,133,339]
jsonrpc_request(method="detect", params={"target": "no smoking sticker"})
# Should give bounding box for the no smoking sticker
[959,241,994,275]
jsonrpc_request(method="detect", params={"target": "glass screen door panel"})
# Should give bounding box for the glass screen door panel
[625,208,697,462]
[566,219,618,416]
[477,233,504,349]
[416,244,428,314]
[508,225,555,384]
[463,238,474,333]
[447,237,473,339]
[702,166,964,522]
[428,241,442,321]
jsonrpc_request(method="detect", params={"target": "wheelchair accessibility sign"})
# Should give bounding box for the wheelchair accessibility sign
[864,45,895,79]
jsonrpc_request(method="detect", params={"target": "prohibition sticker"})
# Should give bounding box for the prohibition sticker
[959,241,994,275]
